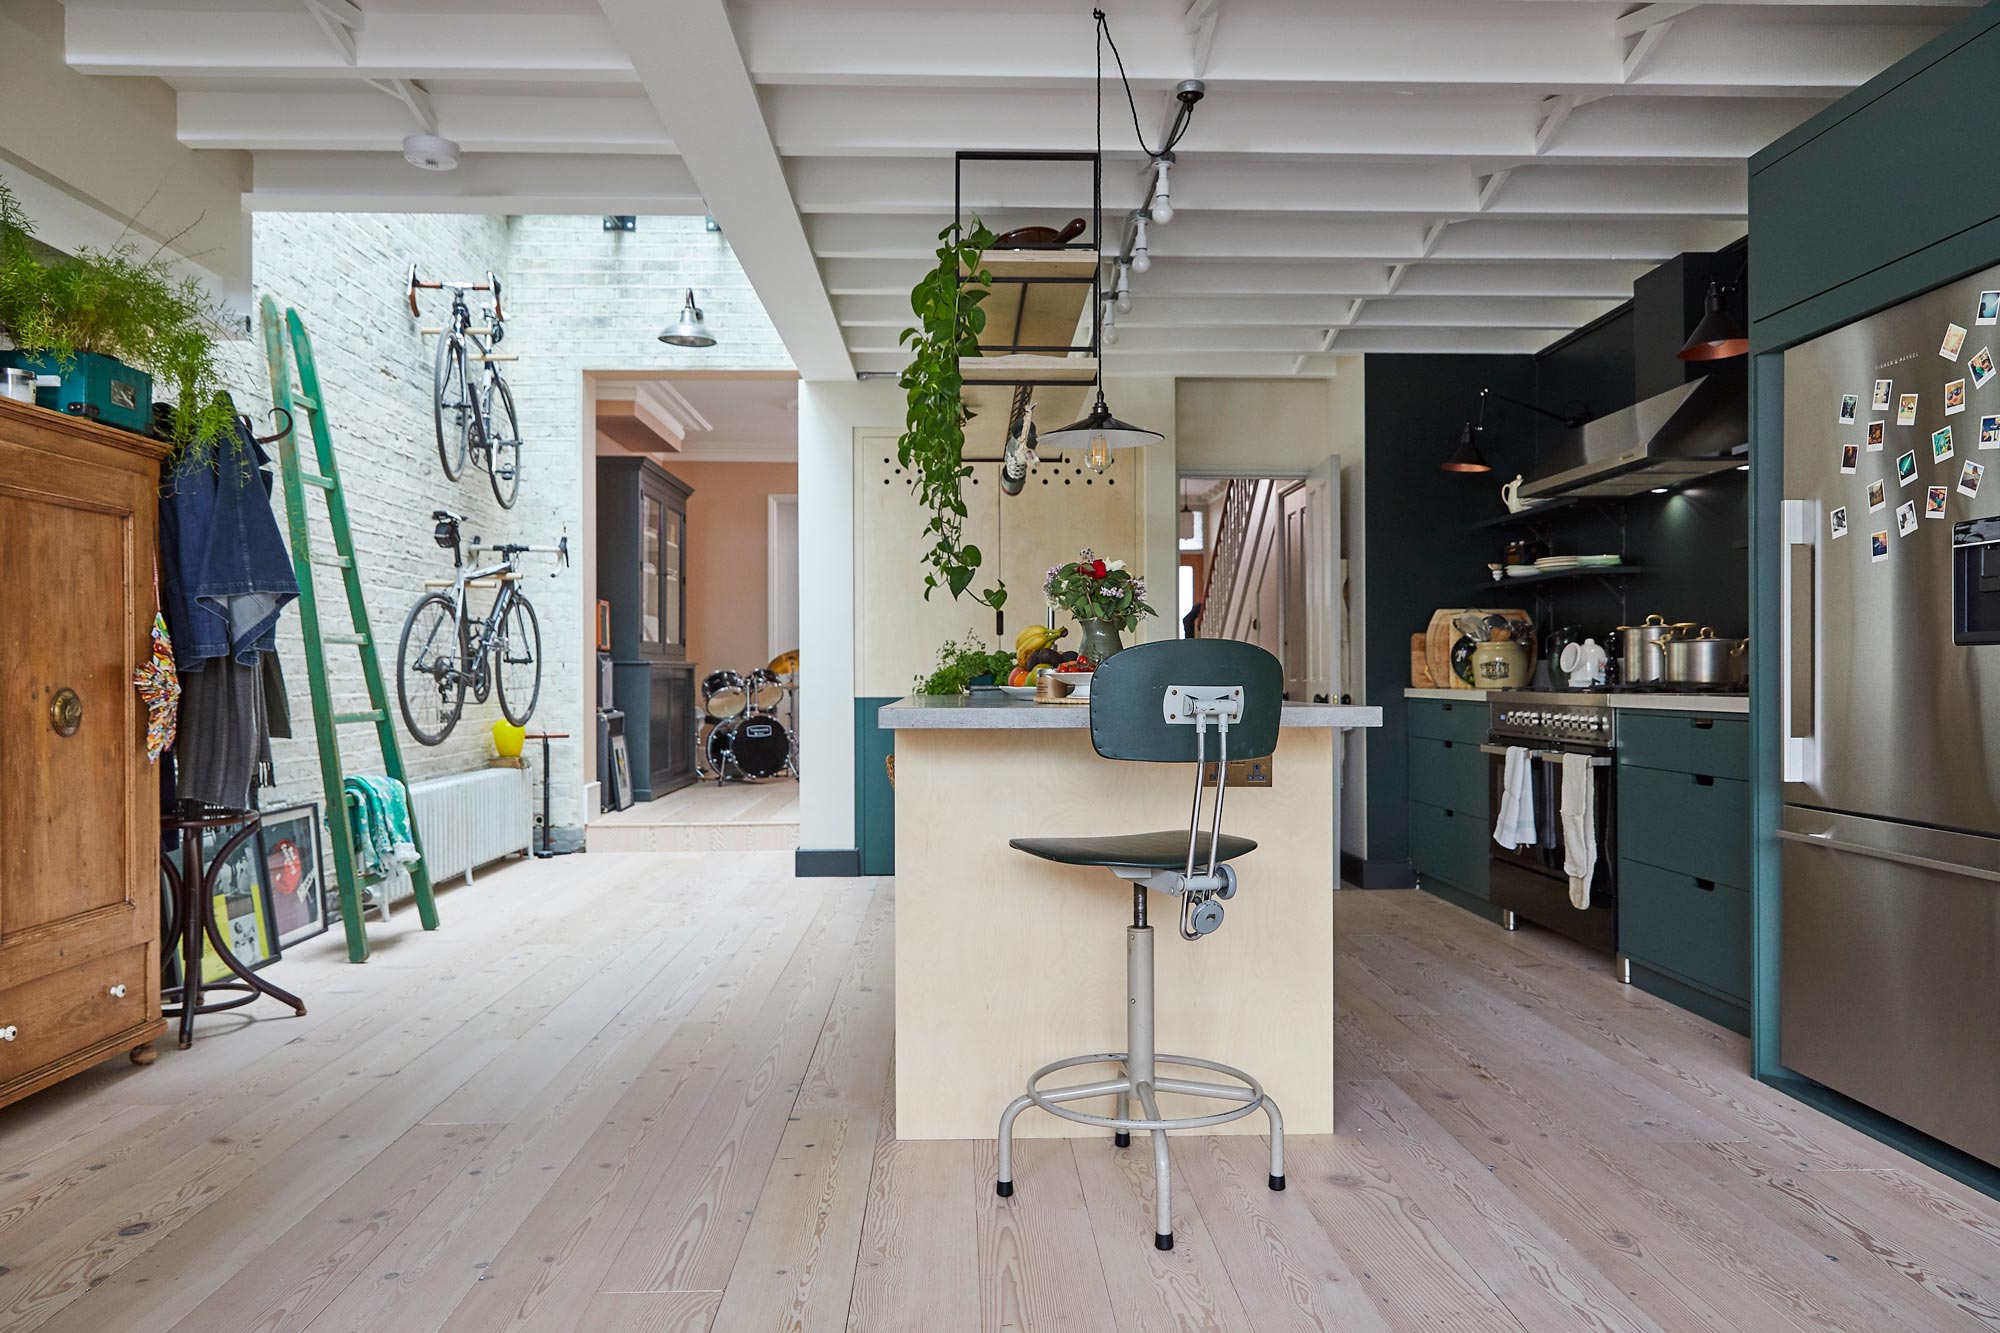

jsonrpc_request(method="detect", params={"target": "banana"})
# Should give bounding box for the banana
[1014,624,1067,665]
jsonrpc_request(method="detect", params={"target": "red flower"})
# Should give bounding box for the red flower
[1087,559,1107,578]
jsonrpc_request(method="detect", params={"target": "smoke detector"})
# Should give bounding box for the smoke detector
[402,134,460,172]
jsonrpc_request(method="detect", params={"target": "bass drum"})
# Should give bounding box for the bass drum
[708,714,793,780]
[702,669,747,719]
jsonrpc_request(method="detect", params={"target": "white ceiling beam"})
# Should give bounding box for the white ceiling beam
[176,90,671,154]
[367,78,438,136]
[1185,0,1222,79]
[243,150,704,214]
[1535,94,1579,154]
[1622,22,1678,82]
[1475,170,1512,211]
[598,0,851,381]
[1616,4,1702,40]
[65,7,634,83]
[303,0,360,66]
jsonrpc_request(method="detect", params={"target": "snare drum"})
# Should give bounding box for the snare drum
[746,667,785,713]
[701,670,748,719]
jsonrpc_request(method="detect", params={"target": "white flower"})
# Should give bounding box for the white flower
[1108,559,1126,572]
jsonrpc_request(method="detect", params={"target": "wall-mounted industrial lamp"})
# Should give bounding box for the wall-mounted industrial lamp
[1679,260,1749,361]
[658,289,717,348]
[1444,387,1589,474]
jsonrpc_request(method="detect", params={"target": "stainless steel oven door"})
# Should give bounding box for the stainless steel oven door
[1482,743,1619,955]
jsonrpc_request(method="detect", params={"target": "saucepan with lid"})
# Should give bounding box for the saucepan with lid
[1662,627,1748,686]
[1612,614,1678,685]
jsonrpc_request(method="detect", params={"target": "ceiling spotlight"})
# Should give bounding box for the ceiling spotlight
[658,289,717,348]
[1149,158,1174,224]
[402,133,460,172]
[1114,263,1132,314]
[1130,216,1151,274]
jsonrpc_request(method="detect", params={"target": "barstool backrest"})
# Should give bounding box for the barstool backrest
[1088,639,1283,764]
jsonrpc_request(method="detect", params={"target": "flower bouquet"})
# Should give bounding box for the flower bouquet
[1044,549,1155,661]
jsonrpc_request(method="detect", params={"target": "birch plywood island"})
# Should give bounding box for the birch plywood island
[879,692,1379,1140]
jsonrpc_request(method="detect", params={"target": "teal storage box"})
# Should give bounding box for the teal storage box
[0,351,152,433]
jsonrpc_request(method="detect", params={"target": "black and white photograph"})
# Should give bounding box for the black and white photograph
[1897,499,1919,536]
[1873,378,1894,411]
[1838,393,1859,424]
[1830,505,1850,539]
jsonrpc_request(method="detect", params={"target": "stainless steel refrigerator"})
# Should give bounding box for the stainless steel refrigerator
[1781,263,2000,1167]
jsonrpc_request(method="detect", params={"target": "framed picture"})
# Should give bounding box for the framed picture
[160,823,281,986]
[610,734,635,809]
[259,803,331,950]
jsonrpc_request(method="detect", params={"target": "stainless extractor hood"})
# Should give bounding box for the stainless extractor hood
[1520,372,1747,500]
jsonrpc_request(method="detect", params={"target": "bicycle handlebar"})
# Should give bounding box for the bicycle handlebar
[407,263,504,320]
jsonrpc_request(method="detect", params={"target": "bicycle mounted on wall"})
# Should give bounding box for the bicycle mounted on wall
[407,264,523,508]
[396,509,567,746]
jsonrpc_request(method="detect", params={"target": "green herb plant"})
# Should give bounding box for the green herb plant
[913,629,1015,695]
[0,182,237,468]
[897,219,1005,609]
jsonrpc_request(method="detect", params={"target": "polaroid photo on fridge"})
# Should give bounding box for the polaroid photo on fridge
[1947,379,1968,415]
[1867,420,1886,451]
[1897,500,1919,536]
[1972,347,1997,389]
[1897,449,1920,485]
[1841,443,1859,474]
[1872,530,1891,562]
[1872,379,1894,412]
[1944,323,1969,361]
[1983,415,2000,448]
[1899,393,1921,425]
[1981,291,2000,326]
[1838,394,1859,425]
[1928,485,1951,519]
[1830,505,1849,539]
[1960,458,1986,498]
[1934,425,1955,463]
[1869,478,1888,512]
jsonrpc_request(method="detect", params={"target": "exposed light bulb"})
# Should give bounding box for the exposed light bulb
[1102,303,1118,346]
[1114,263,1132,314]
[1149,159,1173,224]
[1130,217,1151,275]
[1086,430,1112,474]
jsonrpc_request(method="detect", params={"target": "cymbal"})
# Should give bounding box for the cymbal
[767,648,799,675]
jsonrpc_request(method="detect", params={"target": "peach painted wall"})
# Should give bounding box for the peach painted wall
[666,460,800,686]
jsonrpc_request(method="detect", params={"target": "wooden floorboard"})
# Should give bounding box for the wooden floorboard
[3,868,1997,1332]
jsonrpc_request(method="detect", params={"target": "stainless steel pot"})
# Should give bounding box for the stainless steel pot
[1613,614,1678,685]
[1663,626,1748,686]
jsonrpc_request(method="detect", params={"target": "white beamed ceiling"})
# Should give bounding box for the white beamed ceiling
[62,0,1973,376]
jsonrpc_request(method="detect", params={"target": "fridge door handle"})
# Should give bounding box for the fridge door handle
[1777,826,2000,884]
[1780,499,1818,784]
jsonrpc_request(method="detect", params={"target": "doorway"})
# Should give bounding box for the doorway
[585,372,803,852]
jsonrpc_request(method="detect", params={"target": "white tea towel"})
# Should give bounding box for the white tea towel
[1492,746,1535,850]
[1559,753,1597,909]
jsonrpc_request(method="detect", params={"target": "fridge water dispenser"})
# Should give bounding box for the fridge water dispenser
[1952,518,2000,645]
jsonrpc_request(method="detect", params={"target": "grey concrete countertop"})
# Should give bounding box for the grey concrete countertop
[879,693,1382,731]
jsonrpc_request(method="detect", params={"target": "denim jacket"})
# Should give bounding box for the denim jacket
[160,408,299,667]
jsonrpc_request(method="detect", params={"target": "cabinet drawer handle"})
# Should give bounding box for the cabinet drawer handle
[1691,718,1714,730]
[1693,878,1717,892]
[0,1026,15,1041]
[108,984,127,999]
[1692,773,1715,787]
[1441,740,1454,749]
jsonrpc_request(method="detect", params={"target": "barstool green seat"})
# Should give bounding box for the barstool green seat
[995,638,1286,1253]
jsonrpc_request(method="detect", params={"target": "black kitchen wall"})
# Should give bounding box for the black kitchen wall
[1359,353,1534,881]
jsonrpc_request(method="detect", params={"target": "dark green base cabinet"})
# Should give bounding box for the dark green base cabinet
[1617,709,1751,1034]
[1406,699,1496,918]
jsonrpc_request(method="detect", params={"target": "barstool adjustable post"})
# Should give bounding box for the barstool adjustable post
[993,641,1286,1253]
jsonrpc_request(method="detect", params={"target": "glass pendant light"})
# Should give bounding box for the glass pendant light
[658,289,716,348]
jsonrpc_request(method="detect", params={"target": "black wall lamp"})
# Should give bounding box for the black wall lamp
[1679,260,1750,361]
[1444,387,1589,474]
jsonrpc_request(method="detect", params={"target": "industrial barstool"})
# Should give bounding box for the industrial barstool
[995,639,1285,1252]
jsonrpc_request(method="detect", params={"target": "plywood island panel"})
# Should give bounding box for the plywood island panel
[889,710,1350,1140]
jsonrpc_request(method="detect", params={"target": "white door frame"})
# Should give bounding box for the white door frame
[767,493,800,661]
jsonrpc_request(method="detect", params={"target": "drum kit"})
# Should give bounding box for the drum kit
[697,649,800,783]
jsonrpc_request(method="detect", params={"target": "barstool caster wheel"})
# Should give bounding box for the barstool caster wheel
[1155,1232,1174,1252]
[995,1180,1014,1198]
[1269,1174,1286,1191]
[1114,1131,1131,1148]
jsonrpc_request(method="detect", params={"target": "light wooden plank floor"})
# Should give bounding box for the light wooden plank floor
[4,856,1998,1332]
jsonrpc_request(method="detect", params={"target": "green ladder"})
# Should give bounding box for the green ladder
[260,296,438,962]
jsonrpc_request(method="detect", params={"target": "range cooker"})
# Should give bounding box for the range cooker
[1482,692,1624,975]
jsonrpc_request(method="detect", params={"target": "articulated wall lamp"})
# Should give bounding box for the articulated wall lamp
[1444,387,1588,474]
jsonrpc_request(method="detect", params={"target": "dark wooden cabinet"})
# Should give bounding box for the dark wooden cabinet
[598,458,696,799]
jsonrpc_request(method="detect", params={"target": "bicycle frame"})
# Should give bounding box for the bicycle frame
[449,552,524,669]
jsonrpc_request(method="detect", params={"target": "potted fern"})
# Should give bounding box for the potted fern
[0,183,234,461]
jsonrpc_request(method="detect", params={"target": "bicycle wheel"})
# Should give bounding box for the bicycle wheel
[397,593,467,746]
[495,594,542,726]
[485,375,522,509]
[432,334,474,481]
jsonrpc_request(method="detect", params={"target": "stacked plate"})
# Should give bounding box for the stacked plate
[1529,555,1582,573]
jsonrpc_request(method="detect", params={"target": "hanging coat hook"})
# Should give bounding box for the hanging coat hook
[252,407,293,445]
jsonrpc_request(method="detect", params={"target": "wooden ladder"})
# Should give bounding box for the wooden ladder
[259,296,438,962]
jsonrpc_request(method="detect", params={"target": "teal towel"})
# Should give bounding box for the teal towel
[344,774,420,877]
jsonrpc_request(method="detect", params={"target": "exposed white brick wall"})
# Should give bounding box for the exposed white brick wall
[231,211,790,844]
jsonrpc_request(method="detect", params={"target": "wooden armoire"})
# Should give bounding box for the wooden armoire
[0,398,167,1108]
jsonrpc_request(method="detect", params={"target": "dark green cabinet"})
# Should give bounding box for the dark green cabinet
[1407,699,1489,902]
[598,457,696,800]
[1616,708,1751,1030]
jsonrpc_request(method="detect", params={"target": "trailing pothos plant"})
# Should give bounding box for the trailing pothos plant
[897,219,1006,608]
[0,182,237,470]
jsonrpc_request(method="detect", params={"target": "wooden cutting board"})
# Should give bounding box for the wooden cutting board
[1409,633,1434,688]
[1425,607,1532,690]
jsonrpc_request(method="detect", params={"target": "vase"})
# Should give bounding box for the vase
[1077,618,1125,663]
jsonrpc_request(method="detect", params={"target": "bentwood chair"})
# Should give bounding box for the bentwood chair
[994,638,1285,1252]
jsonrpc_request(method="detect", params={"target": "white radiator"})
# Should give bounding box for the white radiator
[386,767,532,901]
